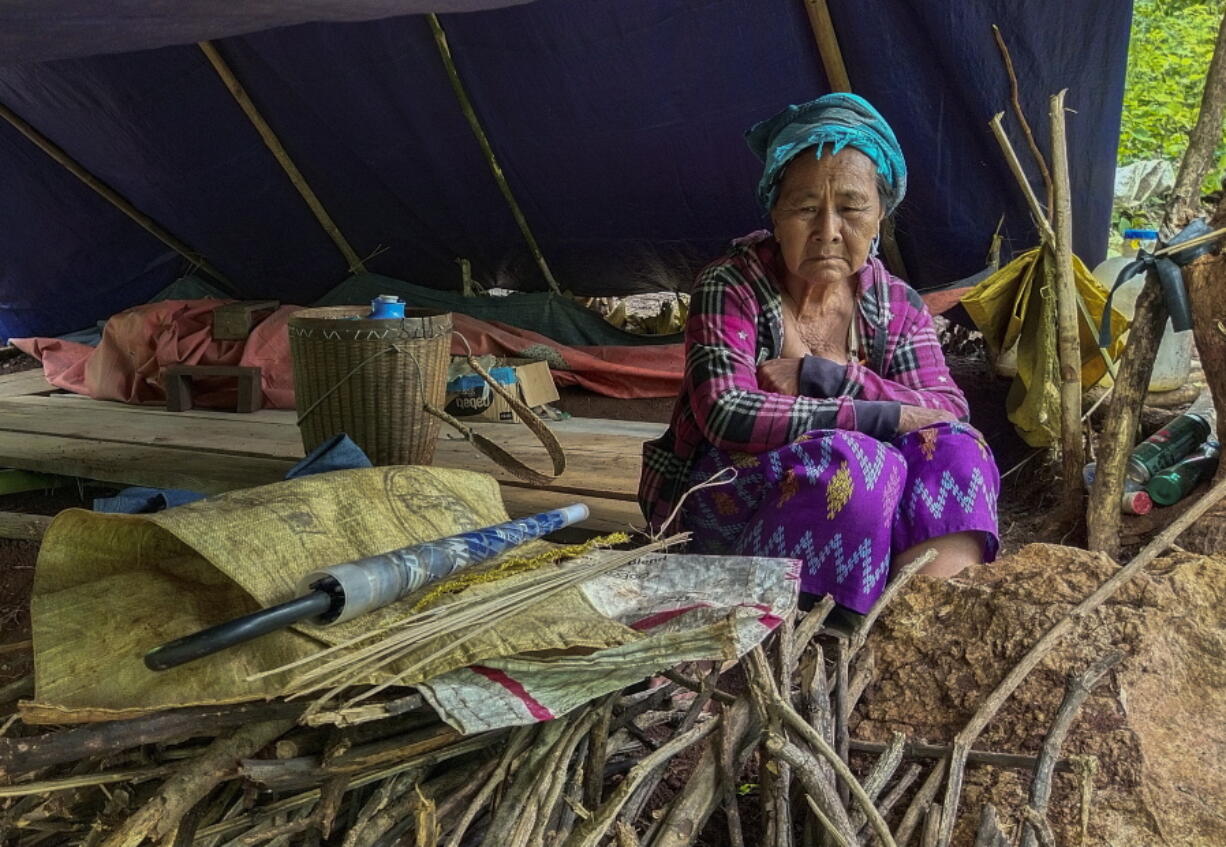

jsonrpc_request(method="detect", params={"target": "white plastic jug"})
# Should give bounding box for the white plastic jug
[1092,228,1193,392]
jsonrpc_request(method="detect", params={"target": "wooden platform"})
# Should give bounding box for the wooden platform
[0,390,664,533]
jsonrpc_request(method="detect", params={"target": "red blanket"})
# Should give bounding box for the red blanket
[12,299,685,408]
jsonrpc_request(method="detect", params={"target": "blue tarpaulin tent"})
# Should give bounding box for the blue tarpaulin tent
[0,0,1133,341]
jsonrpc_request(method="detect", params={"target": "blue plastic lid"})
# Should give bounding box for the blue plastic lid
[1123,228,1158,239]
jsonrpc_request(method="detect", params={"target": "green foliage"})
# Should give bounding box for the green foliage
[1120,0,1225,188]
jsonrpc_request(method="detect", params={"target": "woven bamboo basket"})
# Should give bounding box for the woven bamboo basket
[288,306,453,466]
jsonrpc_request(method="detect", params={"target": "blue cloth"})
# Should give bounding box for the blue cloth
[93,487,206,514]
[745,93,907,214]
[94,434,372,513]
[284,434,373,479]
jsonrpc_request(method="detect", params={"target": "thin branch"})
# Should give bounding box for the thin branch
[1019,651,1123,847]
[991,25,1053,209]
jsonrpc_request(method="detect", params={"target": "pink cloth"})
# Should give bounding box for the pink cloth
[12,299,686,408]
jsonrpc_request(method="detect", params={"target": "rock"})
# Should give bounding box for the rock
[853,543,1226,846]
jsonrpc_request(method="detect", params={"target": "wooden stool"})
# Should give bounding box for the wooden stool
[165,365,263,413]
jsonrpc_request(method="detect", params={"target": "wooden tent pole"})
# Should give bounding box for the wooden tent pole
[1087,7,1226,555]
[802,0,852,92]
[0,100,238,295]
[1048,90,1084,518]
[197,41,367,275]
[799,0,911,281]
[427,14,562,296]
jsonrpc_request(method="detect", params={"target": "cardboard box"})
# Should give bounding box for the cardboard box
[444,358,558,423]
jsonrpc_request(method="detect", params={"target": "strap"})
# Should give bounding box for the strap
[1098,219,1216,349]
[425,353,566,485]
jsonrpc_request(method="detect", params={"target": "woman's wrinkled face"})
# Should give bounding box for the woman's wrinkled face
[770,145,883,287]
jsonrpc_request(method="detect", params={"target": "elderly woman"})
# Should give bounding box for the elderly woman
[638,94,999,614]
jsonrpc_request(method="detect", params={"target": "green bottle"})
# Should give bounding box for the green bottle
[1145,439,1221,506]
[1126,412,1213,485]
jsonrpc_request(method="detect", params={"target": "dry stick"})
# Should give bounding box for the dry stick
[1020,807,1056,847]
[833,637,850,806]
[442,727,531,847]
[894,760,947,847]
[562,718,720,847]
[584,694,617,811]
[624,668,720,828]
[427,14,561,295]
[847,646,876,712]
[1048,89,1085,519]
[1018,650,1123,847]
[849,550,936,659]
[872,764,920,833]
[848,738,1057,772]
[774,623,795,847]
[0,674,32,708]
[100,718,294,847]
[789,595,836,675]
[973,803,1008,847]
[849,731,905,832]
[920,802,942,847]
[0,701,306,777]
[0,765,173,799]
[0,101,237,294]
[530,712,600,847]
[716,703,745,847]
[936,476,1226,846]
[197,41,365,275]
[1086,273,1165,557]
[661,669,736,706]
[991,25,1053,210]
[772,699,896,847]
[1090,6,1226,553]
[485,722,565,845]
[646,697,758,847]
[765,735,854,846]
[988,114,1056,244]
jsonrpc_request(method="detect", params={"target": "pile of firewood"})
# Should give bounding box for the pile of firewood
[4,517,1200,847]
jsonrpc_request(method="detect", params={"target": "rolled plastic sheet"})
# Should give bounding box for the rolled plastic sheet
[298,503,590,623]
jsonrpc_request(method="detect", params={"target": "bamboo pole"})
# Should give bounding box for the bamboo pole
[197,41,367,275]
[802,0,852,92]
[427,14,562,295]
[798,0,911,281]
[1088,7,1226,554]
[0,100,238,295]
[1048,90,1084,518]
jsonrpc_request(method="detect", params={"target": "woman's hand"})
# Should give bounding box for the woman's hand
[897,405,956,433]
[757,358,803,395]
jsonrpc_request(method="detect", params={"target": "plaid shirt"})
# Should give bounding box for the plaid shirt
[638,231,968,530]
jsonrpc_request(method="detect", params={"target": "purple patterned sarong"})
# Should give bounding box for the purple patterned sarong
[678,422,1000,613]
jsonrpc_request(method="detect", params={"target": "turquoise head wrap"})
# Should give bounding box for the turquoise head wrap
[745,93,907,214]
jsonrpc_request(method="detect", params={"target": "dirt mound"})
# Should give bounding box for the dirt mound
[854,542,1226,845]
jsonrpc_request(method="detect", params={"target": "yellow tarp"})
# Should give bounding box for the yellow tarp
[27,467,638,723]
[960,248,1127,447]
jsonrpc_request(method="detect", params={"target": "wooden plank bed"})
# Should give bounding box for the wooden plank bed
[0,393,662,533]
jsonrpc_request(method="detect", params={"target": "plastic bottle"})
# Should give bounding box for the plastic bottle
[1125,411,1213,485]
[369,295,406,319]
[1092,229,1194,392]
[1081,462,1153,514]
[1145,439,1221,506]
